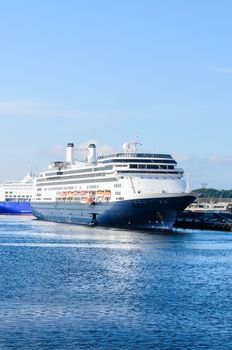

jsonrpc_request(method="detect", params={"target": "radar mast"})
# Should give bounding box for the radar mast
[122,137,142,154]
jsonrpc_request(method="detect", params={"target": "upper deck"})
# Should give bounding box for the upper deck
[97,153,173,160]
[36,143,183,183]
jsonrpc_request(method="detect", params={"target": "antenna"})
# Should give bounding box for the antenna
[201,183,207,189]
[125,133,142,153]
[185,170,190,193]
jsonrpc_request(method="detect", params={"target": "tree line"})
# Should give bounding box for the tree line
[192,188,232,198]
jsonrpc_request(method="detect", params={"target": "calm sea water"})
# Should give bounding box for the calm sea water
[0,216,232,350]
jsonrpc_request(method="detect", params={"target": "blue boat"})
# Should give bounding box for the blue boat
[0,201,31,215]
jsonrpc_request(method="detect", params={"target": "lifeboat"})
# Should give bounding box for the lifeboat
[80,197,95,204]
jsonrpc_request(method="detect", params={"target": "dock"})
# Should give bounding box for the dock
[174,210,232,231]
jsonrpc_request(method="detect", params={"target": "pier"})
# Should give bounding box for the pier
[174,210,232,231]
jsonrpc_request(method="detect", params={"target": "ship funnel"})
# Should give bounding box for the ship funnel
[87,144,96,163]
[66,143,74,163]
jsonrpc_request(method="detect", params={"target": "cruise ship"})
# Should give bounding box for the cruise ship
[0,173,34,214]
[31,142,195,230]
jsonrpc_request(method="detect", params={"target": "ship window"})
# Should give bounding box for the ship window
[147,165,158,169]
[36,177,117,186]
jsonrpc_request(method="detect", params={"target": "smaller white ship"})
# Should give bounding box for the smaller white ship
[187,201,230,212]
[0,173,35,214]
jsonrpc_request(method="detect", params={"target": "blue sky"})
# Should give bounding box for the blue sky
[0,0,231,189]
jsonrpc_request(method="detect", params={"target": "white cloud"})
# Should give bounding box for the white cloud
[208,154,232,164]
[0,99,162,123]
[172,153,192,162]
[0,99,83,119]
[78,140,114,154]
[173,153,232,165]
[37,140,115,161]
[208,64,232,74]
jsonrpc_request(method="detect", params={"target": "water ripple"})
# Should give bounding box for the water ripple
[0,216,232,349]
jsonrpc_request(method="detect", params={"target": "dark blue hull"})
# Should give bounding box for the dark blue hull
[0,201,32,215]
[31,195,195,230]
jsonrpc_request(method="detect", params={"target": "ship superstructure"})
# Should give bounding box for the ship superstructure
[31,142,195,230]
